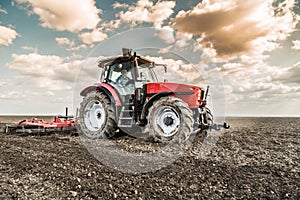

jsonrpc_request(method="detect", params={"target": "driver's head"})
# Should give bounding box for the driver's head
[121,69,127,76]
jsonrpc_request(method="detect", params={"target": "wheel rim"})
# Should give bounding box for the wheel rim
[84,100,106,132]
[155,106,180,138]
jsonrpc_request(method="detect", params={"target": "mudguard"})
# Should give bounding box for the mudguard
[140,91,174,120]
[80,83,122,106]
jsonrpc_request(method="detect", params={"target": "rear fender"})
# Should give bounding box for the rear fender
[140,91,174,120]
[80,84,122,106]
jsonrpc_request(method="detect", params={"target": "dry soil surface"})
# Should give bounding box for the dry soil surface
[0,117,299,199]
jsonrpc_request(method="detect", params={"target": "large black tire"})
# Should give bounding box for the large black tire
[198,107,214,131]
[77,91,117,139]
[204,107,213,127]
[147,97,194,143]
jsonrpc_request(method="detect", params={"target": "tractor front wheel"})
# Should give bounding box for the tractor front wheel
[77,91,117,139]
[147,97,194,143]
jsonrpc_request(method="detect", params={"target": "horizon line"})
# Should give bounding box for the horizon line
[0,114,299,118]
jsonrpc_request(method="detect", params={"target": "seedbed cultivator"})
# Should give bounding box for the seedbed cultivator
[4,108,76,135]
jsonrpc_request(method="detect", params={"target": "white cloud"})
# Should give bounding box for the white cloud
[221,72,300,106]
[21,46,38,53]
[217,58,300,107]
[0,52,83,104]
[56,37,87,51]
[272,61,300,84]
[0,90,27,100]
[101,20,122,32]
[174,32,193,48]
[155,26,175,44]
[56,37,74,46]
[0,25,19,46]
[46,91,54,96]
[0,81,6,87]
[175,32,193,41]
[112,2,129,9]
[117,0,176,28]
[0,5,7,14]
[78,29,108,44]
[142,55,204,84]
[216,53,271,78]
[16,0,101,32]
[172,0,299,59]
[210,51,300,106]
[232,81,300,102]
[291,40,300,50]
[67,44,88,51]
[6,53,102,96]
[7,53,83,84]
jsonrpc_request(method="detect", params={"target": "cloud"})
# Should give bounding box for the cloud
[272,62,300,84]
[232,81,300,102]
[21,46,38,53]
[78,29,108,44]
[0,81,6,87]
[56,37,87,51]
[0,25,19,46]
[154,26,194,50]
[6,53,102,95]
[155,26,175,44]
[101,20,122,32]
[117,0,176,28]
[7,53,83,84]
[221,70,300,105]
[16,0,101,32]
[172,0,299,58]
[292,40,300,50]
[67,44,87,51]
[112,2,129,9]
[0,90,27,100]
[174,32,193,48]
[56,37,74,46]
[0,5,7,14]
[142,55,204,84]
[217,54,271,77]
[212,52,300,105]
[46,91,54,96]
[217,58,300,106]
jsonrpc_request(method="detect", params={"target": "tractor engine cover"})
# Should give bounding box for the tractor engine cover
[145,82,204,109]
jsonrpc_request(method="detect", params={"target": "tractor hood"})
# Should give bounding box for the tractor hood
[145,82,204,108]
[146,82,202,95]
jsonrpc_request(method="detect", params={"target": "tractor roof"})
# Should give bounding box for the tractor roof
[98,55,153,68]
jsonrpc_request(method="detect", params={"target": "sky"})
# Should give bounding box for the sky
[0,0,299,117]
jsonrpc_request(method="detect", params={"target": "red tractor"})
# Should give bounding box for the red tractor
[77,48,228,142]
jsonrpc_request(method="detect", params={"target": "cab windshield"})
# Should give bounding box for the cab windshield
[136,63,157,83]
[107,61,133,84]
[99,58,158,96]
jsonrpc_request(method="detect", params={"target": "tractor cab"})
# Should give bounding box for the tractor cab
[99,50,158,101]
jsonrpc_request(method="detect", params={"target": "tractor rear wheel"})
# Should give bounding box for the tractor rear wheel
[78,91,117,139]
[147,97,194,143]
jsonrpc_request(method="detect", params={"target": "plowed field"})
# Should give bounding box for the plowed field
[0,117,299,199]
